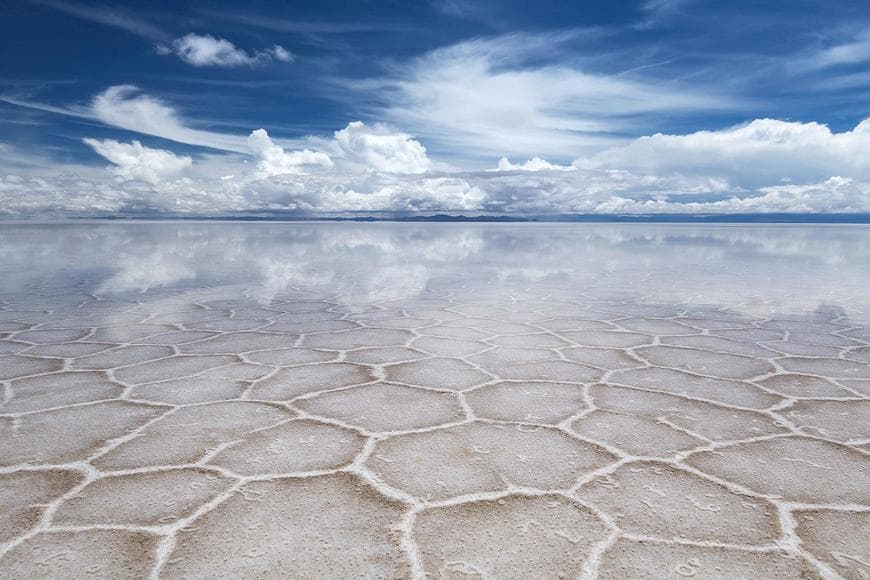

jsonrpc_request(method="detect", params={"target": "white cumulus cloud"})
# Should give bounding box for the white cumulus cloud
[332,121,433,174]
[83,138,192,184]
[495,157,576,172]
[575,118,870,188]
[3,111,870,217]
[161,33,294,67]
[247,129,333,177]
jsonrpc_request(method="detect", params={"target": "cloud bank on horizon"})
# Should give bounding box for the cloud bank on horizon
[2,0,870,215]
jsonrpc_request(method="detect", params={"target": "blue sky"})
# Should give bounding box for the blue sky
[2,0,870,215]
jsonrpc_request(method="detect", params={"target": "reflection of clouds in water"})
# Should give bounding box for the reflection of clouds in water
[420,232,484,262]
[96,253,196,294]
[1,223,869,314]
[365,265,430,300]
[252,258,336,303]
[496,268,571,283]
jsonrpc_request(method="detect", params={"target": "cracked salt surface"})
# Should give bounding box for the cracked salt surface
[0,221,869,579]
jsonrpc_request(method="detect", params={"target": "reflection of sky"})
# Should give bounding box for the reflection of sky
[1,223,869,316]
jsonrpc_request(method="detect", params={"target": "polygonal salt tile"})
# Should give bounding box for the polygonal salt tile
[198,362,273,381]
[367,317,432,330]
[368,422,614,500]
[784,400,870,443]
[411,336,489,357]
[577,462,777,543]
[0,529,158,579]
[686,436,870,504]
[570,411,703,457]
[265,319,357,333]
[270,300,335,313]
[179,332,296,354]
[89,323,179,342]
[3,371,123,413]
[252,362,375,400]
[452,305,506,317]
[597,539,819,579]
[496,360,601,383]
[763,341,843,357]
[465,381,587,424]
[133,330,219,345]
[846,346,870,363]
[794,510,869,580]
[27,342,115,358]
[202,299,276,310]
[537,318,615,332]
[614,318,696,335]
[634,345,774,380]
[415,494,609,578]
[711,327,785,342]
[488,333,571,348]
[789,332,860,347]
[843,327,870,341]
[385,358,490,391]
[0,354,63,380]
[152,310,230,324]
[0,469,83,543]
[209,419,365,475]
[343,347,427,364]
[755,374,853,398]
[113,354,240,384]
[467,346,556,368]
[231,307,283,320]
[476,322,545,335]
[130,377,247,405]
[661,335,777,358]
[346,310,408,322]
[562,347,643,370]
[558,330,652,348]
[302,327,413,349]
[760,320,844,332]
[0,401,167,465]
[93,401,292,469]
[841,379,870,397]
[187,318,269,332]
[601,304,685,318]
[589,384,787,442]
[163,473,407,578]
[297,383,464,432]
[43,313,147,328]
[417,325,492,340]
[70,345,174,370]
[245,347,336,366]
[608,367,779,409]
[778,357,870,379]
[13,328,91,343]
[54,468,232,526]
[0,340,29,355]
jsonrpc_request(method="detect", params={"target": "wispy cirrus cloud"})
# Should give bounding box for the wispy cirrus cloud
[353,31,738,162]
[28,0,170,42]
[804,26,870,70]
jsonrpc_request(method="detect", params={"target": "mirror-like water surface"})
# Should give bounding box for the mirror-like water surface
[0,222,868,579]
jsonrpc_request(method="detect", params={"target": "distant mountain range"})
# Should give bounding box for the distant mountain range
[59,212,870,223]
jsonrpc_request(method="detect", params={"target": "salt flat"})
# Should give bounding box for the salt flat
[0,222,868,579]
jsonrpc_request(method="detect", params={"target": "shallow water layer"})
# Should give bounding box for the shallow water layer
[0,222,868,579]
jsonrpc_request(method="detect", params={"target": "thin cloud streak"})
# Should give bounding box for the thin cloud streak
[28,0,170,42]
